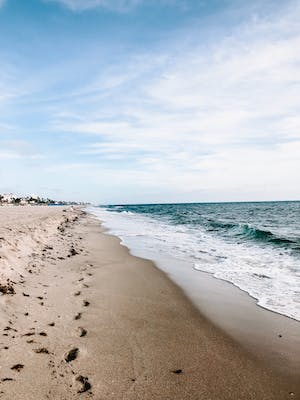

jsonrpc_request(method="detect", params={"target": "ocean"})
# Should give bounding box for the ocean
[89,201,300,321]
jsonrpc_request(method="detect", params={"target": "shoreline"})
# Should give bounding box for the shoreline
[89,208,300,378]
[89,204,300,323]
[0,206,299,399]
[153,257,300,376]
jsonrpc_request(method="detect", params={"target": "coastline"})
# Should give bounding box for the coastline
[0,206,299,399]
[126,253,300,376]
[89,207,300,377]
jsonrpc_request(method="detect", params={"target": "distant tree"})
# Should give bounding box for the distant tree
[47,198,55,205]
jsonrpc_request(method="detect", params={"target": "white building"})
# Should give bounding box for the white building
[1,193,16,203]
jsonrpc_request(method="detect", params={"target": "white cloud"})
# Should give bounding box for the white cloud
[0,123,14,134]
[0,58,31,107]
[45,0,186,12]
[0,141,44,160]
[49,1,300,202]
[0,1,285,202]
[0,151,42,160]
[46,0,142,12]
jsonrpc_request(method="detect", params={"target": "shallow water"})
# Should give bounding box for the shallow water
[90,202,300,321]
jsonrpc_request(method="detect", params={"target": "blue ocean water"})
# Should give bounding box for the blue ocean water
[90,202,300,321]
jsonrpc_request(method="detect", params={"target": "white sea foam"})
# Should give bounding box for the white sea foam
[88,207,300,321]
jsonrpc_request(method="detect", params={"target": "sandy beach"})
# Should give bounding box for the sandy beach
[0,206,299,399]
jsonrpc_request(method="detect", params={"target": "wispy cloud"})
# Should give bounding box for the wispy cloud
[48,0,300,201]
[46,0,142,12]
[1,0,300,202]
[0,58,32,106]
[0,140,44,160]
[45,0,188,13]
[45,0,187,12]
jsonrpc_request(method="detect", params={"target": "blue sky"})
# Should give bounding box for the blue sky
[0,0,300,204]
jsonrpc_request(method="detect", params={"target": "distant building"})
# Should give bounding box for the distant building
[20,199,29,206]
[0,192,84,206]
[1,193,15,204]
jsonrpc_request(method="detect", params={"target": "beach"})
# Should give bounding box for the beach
[0,206,299,399]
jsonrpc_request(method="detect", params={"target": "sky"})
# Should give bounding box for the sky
[0,0,300,204]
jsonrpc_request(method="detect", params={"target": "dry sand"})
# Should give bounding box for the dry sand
[0,206,299,399]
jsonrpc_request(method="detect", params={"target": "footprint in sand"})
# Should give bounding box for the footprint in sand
[74,313,82,320]
[172,369,183,374]
[4,326,17,332]
[34,347,50,354]
[11,364,24,372]
[83,300,90,307]
[22,332,35,337]
[79,327,87,337]
[65,348,79,362]
[75,375,91,393]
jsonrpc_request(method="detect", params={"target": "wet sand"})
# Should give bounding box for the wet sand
[0,206,299,399]
[129,253,300,377]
